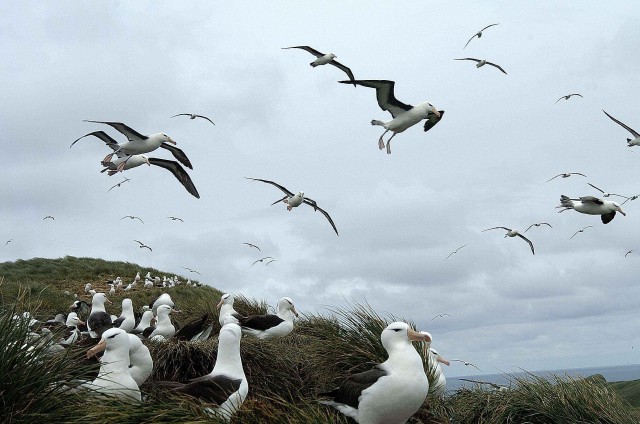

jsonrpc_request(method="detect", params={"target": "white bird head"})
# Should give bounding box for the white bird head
[613,202,626,216]
[381,322,431,352]
[142,155,151,166]
[278,297,299,317]
[217,293,234,310]
[161,133,176,145]
[329,53,337,59]
[298,191,305,198]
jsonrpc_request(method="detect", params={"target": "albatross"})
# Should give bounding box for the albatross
[320,322,432,424]
[454,58,507,74]
[557,195,626,224]
[283,45,356,85]
[482,227,535,255]
[338,79,443,154]
[236,297,298,340]
[246,177,339,236]
[217,293,241,326]
[556,93,583,103]
[171,113,215,125]
[463,23,499,49]
[154,323,247,422]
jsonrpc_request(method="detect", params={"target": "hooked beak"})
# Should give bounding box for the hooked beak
[216,299,223,310]
[408,328,432,343]
[171,308,181,314]
[105,298,112,304]
[291,306,299,317]
[167,137,177,145]
[78,320,85,326]
[619,208,626,216]
[432,108,441,118]
[87,339,106,359]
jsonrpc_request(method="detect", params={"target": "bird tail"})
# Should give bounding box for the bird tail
[309,62,318,67]
[558,195,573,209]
[107,170,117,176]
[371,120,385,127]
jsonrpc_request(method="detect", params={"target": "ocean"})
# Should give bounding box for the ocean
[446,363,640,393]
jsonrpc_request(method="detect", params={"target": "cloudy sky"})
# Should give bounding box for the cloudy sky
[2,1,640,377]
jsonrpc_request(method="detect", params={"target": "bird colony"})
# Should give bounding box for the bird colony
[5,17,640,424]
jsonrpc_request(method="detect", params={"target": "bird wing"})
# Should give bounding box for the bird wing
[328,60,356,84]
[170,114,191,118]
[239,314,284,331]
[244,243,260,251]
[603,110,640,138]
[178,374,243,405]
[482,226,510,232]
[338,80,413,118]
[303,199,339,236]
[195,115,215,125]
[270,195,290,206]
[134,240,144,246]
[282,45,324,58]
[486,61,508,74]
[148,158,200,199]
[424,110,444,132]
[83,120,148,142]
[524,224,535,233]
[321,366,387,409]
[463,34,478,49]
[173,313,209,341]
[601,211,617,224]
[516,233,535,255]
[571,173,587,177]
[579,196,604,205]
[546,174,561,182]
[587,183,605,194]
[245,177,295,197]
[455,57,481,63]
[70,131,120,149]
[571,93,584,98]
[480,23,500,32]
[555,96,564,104]
[159,143,193,169]
[135,217,144,224]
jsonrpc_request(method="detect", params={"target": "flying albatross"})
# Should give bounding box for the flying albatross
[463,23,499,49]
[319,322,432,424]
[282,45,356,85]
[454,58,507,74]
[555,93,583,103]
[557,195,626,224]
[171,113,215,125]
[73,122,189,171]
[546,172,586,182]
[482,227,535,255]
[152,323,247,422]
[338,79,443,154]
[603,110,640,147]
[246,177,339,236]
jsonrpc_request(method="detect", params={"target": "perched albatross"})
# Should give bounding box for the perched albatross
[482,227,535,255]
[237,297,298,340]
[87,293,113,338]
[320,322,432,424]
[282,45,356,85]
[171,113,215,125]
[454,58,507,74]
[603,110,640,147]
[338,79,443,154]
[88,331,153,387]
[154,323,247,422]
[112,298,136,333]
[463,23,499,49]
[246,177,339,236]
[557,195,626,224]
[217,293,241,326]
[83,327,141,402]
[143,304,177,339]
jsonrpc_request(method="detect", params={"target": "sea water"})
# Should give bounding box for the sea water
[446,363,640,393]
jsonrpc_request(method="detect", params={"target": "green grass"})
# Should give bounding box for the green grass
[0,257,637,423]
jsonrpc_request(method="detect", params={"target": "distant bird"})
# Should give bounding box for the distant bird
[444,244,467,261]
[524,222,552,233]
[5,239,12,245]
[74,122,188,171]
[570,225,594,240]
[182,267,202,276]
[265,258,277,265]
[166,216,184,222]
[463,23,499,49]
[555,93,583,103]
[320,322,432,424]
[455,58,507,74]
[459,378,504,390]
[621,195,639,206]
[625,250,633,258]
[243,242,261,251]
[134,240,152,251]
[107,177,131,192]
[546,172,586,182]
[251,256,274,267]
[432,313,451,320]
[337,79,443,154]
[43,216,55,220]
[603,110,640,147]
[482,227,535,255]
[282,45,356,85]
[121,215,144,224]
[170,113,215,125]
[557,195,626,224]
[246,177,339,236]
[587,183,628,200]
[450,359,482,372]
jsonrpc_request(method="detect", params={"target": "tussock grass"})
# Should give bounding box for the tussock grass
[1,257,637,423]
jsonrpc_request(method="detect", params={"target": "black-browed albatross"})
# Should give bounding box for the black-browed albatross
[246,177,339,236]
[603,110,640,147]
[455,58,507,74]
[557,195,626,224]
[283,45,356,85]
[171,113,215,125]
[482,227,535,255]
[463,23,499,49]
[338,79,443,154]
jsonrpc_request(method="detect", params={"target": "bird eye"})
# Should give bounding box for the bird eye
[108,334,117,339]
[391,328,402,332]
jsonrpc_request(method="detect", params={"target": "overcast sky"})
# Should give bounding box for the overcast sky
[2,1,640,377]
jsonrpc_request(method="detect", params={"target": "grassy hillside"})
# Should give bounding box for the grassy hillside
[0,257,637,423]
